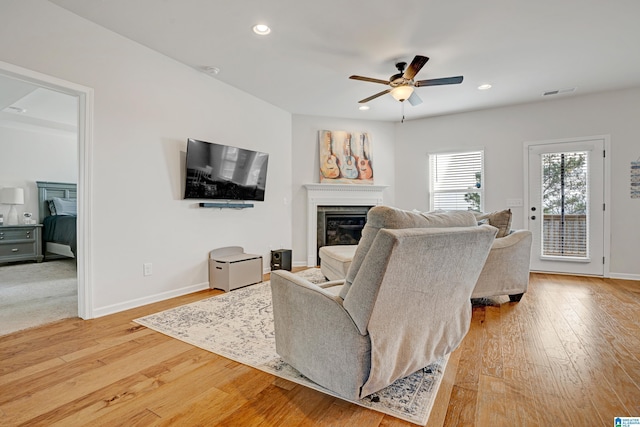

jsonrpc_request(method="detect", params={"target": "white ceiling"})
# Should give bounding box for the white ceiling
[0,75,78,134]
[39,0,640,121]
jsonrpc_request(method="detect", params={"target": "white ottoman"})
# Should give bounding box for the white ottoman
[319,245,358,281]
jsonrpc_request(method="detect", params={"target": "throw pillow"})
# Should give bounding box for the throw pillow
[474,209,512,238]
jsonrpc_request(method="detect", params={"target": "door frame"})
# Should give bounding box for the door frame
[523,135,611,277]
[0,60,94,318]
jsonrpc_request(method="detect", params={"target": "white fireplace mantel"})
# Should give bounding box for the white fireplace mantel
[305,184,387,266]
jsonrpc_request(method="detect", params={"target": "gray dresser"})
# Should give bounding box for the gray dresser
[0,225,44,264]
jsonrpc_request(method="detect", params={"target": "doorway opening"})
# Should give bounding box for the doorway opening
[525,136,610,276]
[0,60,93,319]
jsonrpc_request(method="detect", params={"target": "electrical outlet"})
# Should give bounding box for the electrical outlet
[143,263,153,276]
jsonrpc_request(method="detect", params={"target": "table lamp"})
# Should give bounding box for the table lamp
[0,187,25,225]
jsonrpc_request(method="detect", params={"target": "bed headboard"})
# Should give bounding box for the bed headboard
[36,181,77,222]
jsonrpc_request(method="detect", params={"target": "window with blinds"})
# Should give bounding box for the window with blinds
[428,150,484,211]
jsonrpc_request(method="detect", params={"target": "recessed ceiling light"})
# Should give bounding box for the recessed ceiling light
[359,105,370,111]
[252,24,271,35]
[478,84,492,90]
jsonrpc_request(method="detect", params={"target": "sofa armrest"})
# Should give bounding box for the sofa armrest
[491,229,533,250]
[472,229,533,299]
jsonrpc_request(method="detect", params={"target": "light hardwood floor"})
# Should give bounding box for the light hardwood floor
[1,272,639,426]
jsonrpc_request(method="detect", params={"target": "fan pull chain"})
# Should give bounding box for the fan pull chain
[401,101,405,123]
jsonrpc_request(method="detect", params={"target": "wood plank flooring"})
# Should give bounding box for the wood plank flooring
[1,272,639,426]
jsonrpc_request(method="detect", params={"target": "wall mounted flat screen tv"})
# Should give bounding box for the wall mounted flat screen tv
[184,138,269,201]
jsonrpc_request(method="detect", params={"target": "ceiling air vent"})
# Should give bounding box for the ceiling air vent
[4,106,27,113]
[543,87,576,96]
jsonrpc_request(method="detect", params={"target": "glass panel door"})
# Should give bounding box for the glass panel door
[542,151,588,258]
[528,139,604,275]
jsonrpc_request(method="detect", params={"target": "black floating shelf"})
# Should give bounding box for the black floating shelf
[199,202,254,209]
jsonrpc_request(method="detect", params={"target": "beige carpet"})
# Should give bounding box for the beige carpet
[0,259,77,336]
[135,268,448,426]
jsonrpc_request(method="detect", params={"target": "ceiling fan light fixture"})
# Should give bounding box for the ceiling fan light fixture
[252,24,271,35]
[478,83,492,90]
[390,85,414,102]
[359,105,370,111]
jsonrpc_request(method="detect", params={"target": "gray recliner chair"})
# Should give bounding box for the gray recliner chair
[271,206,497,400]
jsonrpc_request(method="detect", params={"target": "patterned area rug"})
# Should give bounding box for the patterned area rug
[134,268,448,425]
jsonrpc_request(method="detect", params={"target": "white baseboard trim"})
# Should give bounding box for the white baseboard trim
[292,261,309,268]
[92,281,210,318]
[609,272,640,281]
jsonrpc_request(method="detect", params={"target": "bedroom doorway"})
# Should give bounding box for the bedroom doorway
[0,60,93,319]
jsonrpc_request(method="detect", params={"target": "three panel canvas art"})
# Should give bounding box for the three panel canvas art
[318,130,373,184]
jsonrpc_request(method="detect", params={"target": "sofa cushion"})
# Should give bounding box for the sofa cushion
[474,209,512,238]
[340,206,478,299]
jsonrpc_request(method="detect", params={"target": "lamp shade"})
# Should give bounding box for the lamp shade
[390,85,414,102]
[0,187,25,205]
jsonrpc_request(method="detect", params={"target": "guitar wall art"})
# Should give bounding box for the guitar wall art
[318,130,374,184]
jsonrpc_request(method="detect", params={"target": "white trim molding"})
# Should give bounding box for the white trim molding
[609,272,640,281]
[93,282,209,318]
[305,184,387,267]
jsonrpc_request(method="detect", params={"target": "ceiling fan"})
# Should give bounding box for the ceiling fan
[349,55,463,106]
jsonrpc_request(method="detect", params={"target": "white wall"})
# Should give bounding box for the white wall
[395,88,640,278]
[0,0,292,316]
[0,125,77,221]
[291,115,395,265]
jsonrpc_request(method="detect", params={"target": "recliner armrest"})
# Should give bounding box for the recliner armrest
[271,270,345,301]
[317,278,346,296]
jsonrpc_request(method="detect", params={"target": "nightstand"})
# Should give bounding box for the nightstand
[0,224,44,264]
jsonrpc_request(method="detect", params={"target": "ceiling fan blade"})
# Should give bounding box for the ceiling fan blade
[403,55,429,80]
[407,92,423,106]
[414,76,464,87]
[349,75,390,85]
[359,89,391,103]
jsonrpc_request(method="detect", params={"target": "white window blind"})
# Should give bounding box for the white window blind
[429,150,484,211]
[541,151,589,258]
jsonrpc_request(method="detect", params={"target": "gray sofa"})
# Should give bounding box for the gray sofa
[320,209,533,301]
[271,206,496,399]
[473,229,532,301]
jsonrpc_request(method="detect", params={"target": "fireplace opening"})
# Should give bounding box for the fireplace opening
[317,206,371,265]
[326,214,366,245]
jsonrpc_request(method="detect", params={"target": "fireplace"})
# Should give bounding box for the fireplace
[317,206,370,264]
[305,184,387,266]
